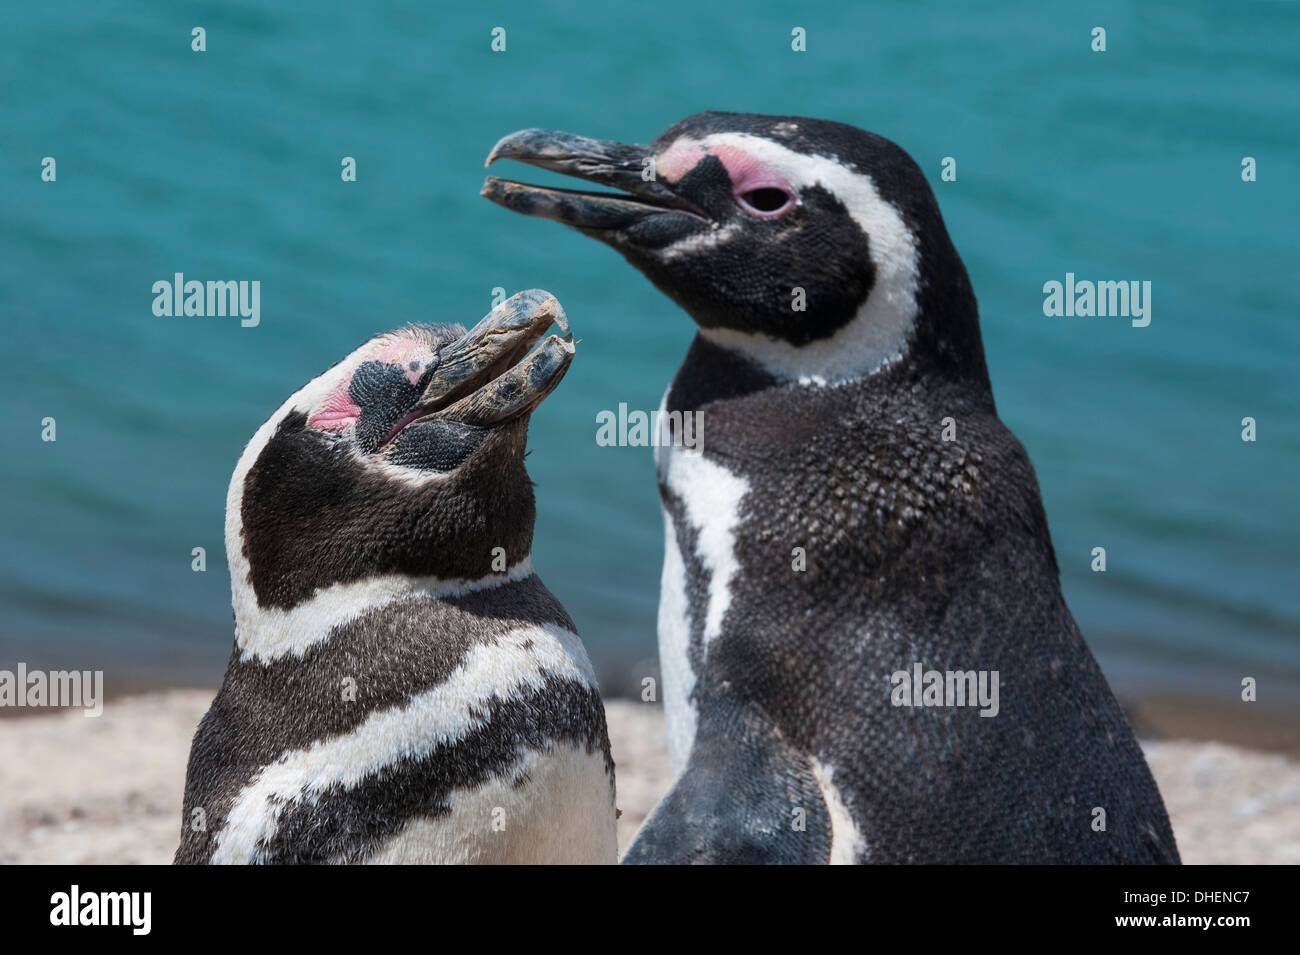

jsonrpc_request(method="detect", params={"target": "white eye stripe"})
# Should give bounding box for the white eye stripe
[225,331,430,629]
[667,132,921,385]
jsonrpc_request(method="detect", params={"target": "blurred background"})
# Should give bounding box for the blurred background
[2,1,1297,737]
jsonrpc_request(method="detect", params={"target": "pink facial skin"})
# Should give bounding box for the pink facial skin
[657,140,794,218]
[307,334,432,432]
[307,381,362,432]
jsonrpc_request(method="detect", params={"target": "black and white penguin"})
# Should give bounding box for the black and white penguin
[482,113,1180,864]
[175,290,618,864]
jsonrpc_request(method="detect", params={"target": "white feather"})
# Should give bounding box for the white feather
[211,622,604,863]
[655,396,750,772]
[810,758,867,864]
[354,744,617,864]
[662,132,921,384]
[235,558,535,662]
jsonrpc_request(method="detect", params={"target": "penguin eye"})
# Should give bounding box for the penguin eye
[736,187,793,217]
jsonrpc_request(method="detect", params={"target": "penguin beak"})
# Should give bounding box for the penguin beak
[413,290,574,428]
[481,128,706,232]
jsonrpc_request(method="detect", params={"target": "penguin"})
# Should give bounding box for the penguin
[481,112,1180,864]
[175,290,618,865]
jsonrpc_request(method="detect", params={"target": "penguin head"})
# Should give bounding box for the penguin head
[226,290,574,612]
[484,111,986,386]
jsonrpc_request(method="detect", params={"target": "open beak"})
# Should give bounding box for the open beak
[411,289,574,430]
[481,128,705,231]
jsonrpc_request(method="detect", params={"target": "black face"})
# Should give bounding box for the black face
[482,111,950,347]
[237,291,574,609]
[624,153,874,346]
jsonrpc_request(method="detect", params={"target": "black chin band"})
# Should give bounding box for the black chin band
[388,419,487,473]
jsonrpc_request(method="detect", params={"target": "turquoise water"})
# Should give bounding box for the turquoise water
[2,2,1297,696]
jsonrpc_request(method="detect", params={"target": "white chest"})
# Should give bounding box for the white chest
[210,622,616,864]
[654,436,750,775]
[356,743,617,864]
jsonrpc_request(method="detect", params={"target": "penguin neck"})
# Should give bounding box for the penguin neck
[669,302,994,415]
[665,334,782,409]
[683,263,990,396]
[694,278,918,386]
[228,554,538,663]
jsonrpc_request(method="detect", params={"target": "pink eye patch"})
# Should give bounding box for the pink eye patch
[307,334,431,432]
[657,140,794,217]
[307,380,363,432]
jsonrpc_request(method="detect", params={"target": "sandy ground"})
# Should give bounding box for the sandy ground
[0,690,1295,864]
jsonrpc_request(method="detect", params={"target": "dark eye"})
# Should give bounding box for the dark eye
[737,188,793,216]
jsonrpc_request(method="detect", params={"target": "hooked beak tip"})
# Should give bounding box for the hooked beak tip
[484,128,540,168]
[531,292,569,335]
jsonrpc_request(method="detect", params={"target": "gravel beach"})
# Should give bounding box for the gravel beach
[1,690,1295,864]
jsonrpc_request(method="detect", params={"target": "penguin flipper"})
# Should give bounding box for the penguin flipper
[623,695,833,864]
